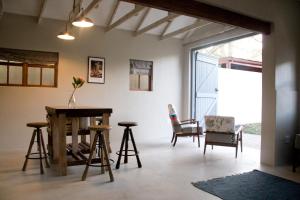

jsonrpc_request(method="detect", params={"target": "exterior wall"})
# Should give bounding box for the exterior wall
[184,0,300,166]
[217,68,262,125]
[0,14,183,151]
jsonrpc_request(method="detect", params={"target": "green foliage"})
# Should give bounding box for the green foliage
[242,123,261,135]
[72,76,85,88]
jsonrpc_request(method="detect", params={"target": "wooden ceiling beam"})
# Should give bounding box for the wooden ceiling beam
[183,29,196,40]
[69,0,82,21]
[135,12,179,36]
[135,7,150,31]
[37,0,48,24]
[69,0,100,22]
[77,0,101,19]
[160,20,173,37]
[106,0,120,26]
[161,20,211,40]
[121,0,271,34]
[106,5,144,32]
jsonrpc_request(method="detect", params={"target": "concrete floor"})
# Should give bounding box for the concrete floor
[1,135,300,200]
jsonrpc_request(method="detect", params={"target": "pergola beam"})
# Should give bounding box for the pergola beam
[121,0,271,34]
[106,5,144,32]
[106,0,120,26]
[135,7,150,31]
[161,20,211,40]
[37,0,47,24]
[135,12,178,36]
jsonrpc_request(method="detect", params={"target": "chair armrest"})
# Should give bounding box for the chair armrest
[235,125,244,134]
[179,120,198,126]
[181,119,196,123]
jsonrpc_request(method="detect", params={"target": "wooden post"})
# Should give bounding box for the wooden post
[71,118,79,154]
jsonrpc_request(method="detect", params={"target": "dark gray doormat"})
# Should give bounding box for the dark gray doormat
[192,170,300,200]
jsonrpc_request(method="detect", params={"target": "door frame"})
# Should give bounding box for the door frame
[189,33,258,119]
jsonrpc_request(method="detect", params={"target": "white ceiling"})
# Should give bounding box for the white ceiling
[1,0,231,39]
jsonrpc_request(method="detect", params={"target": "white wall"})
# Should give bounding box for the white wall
[0,14,183,151]
[217,68,262,125]
[184,0,300,166]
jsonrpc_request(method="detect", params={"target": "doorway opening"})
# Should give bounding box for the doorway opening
[191,34,262,150]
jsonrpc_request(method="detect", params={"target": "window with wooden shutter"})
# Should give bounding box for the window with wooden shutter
[0,48,58,87]
[129,59,153,91]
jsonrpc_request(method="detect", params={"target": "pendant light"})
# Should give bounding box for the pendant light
[57,23,75,40]
[72,16,94,28]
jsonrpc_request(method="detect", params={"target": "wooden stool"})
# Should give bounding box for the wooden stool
[116,122,142,169]
[22,122,49,174]
[82,125,114,182]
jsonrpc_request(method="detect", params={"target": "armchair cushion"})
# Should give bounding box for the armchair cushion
[168,104,181,125]
[182,124,199,134]
[205,132,237,144]
[205,116,235,133]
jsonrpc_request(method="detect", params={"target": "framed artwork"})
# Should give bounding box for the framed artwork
[88,56,105,84]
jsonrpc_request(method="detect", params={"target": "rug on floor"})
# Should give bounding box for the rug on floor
[192,170,300,200]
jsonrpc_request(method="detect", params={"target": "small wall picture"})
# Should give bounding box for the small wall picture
[88,56,105,84]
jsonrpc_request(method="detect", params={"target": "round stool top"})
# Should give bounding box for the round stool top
[27,122,48,128]
[89,125,112,131]
[118,122,138,127]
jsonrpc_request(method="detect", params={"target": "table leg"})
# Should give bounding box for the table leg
[58,114,67,176]
[72,118,79,154]
[90,117,96,158]
[102,113,111,153]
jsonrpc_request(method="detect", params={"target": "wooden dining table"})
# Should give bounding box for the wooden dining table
[45,106,113,176]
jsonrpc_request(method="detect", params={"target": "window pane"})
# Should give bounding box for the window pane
[42,68,55,86]
[28,67,41,85]
[9,66,22,84]
[0,65,7,84]
[130,74,139,90]
[140,75,150,91]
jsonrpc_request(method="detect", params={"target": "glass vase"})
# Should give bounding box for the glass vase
[68,91,76,108]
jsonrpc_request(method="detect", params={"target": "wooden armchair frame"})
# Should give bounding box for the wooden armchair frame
[204,125,243,158]
[171,119,202,147]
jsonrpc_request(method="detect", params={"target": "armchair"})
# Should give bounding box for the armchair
[168,104,203,147]
[204,115,243,158]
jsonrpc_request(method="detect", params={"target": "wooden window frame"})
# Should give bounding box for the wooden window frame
[130,74,153,91]
[0,61,58,87]
[129,59,153,92]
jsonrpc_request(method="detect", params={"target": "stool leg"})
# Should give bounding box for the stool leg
[99,134,105,174]
[82,133,98,181]
[116,130,127,169]
[129,129,142,168]
[124,128,129,164]
[22,130,37,171]
[100,133,114,182]
[37,128,44,174]
[40,130,50,168]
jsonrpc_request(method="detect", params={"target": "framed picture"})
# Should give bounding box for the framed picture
[88,56,105,84]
